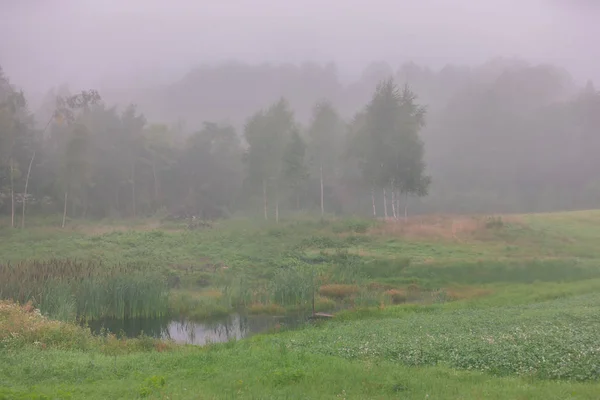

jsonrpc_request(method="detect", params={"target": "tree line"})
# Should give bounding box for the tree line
[3,57,600,224]
[0,66,430,225]
[113,58,600,214]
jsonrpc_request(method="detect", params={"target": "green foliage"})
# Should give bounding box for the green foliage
[2,212,600,397]
[138,375,166,398]
[281,293,600,381]
[330,218,372,234]
[269,265,315,307]
[348,78,430,202]
[281,129,309,208]
[0,260,169,320]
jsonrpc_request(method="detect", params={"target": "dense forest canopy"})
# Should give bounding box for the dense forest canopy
[1,58,600,225]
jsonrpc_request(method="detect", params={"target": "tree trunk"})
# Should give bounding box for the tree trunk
[391,185,397,220]
[383,187,388,219]
[320,164,324,217]
[396,189,401,220]
[62,191,68,228]
[404,192,409,221]
[21,151,35,228]
[10,159,14,228]
[263,179,268,220]
[131,161,136,218]
[371,187,376,218]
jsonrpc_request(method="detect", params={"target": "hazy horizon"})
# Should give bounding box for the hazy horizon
[2,0,599,101]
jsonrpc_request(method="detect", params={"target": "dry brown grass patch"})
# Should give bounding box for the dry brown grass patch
[0,300,92,349]
[201,289,223,299]
[319,284,359,299]
[370,214,527,241]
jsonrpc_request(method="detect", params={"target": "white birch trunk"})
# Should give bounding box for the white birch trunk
[62,191,68,228]
[21,151,35,228]
[383,187,388,219]
[391,185,397,220]
[371,187,376,218]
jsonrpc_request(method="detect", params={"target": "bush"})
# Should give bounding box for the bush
[384,289,407,304]
[331,219,371,234]
[0,300,173,353]
[0,300,93,350]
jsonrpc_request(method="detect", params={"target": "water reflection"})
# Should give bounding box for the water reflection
[85,313,308,345]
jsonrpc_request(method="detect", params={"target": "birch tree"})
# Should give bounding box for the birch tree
[307,100,343,216]
[244,98,295,221]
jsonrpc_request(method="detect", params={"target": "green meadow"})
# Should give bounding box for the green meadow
[1,211,600,399]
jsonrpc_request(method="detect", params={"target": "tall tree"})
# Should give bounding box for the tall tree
[0,68,33,227]
[173,122,242,219]
[307,100,343,216]
[141,124,175,211]
[282,128,309,210]
[244,98,296,220]
[351,79,430,218]
[120,105,146,218]
[54,90,101,226]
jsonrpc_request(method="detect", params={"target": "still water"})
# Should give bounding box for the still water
[85,313,308,345]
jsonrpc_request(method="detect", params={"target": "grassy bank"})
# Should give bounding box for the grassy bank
[4,212,600,320]
[1,290,600,399]
[1,211,600,398]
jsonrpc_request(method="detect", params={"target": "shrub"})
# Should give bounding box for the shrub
[384,289,407,304]
[407,284,422,301]
[0,300,173,353]
[0,300,92,350]
[300,235,343,249]
[331,219,371,234]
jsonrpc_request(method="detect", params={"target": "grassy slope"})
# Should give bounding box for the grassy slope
[2,211,600,398]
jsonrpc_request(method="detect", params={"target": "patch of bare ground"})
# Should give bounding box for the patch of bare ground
[369,214,526,241]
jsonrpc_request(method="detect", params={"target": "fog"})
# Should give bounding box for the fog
[2,0,600,221]
[2,0,599,98]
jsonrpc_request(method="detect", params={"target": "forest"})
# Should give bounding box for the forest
[2,58,600,225]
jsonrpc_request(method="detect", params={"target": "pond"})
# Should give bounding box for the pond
[85,313,310,345]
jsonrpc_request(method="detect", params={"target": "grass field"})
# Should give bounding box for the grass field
[1,211,600,398]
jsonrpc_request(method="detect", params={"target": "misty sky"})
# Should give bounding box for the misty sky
[1,0,598,98]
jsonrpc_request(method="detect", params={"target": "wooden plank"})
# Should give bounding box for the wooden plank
[311,312,334,318]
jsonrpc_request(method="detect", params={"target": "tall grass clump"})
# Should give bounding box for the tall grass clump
[0,259,168,321]
[269,265,316,307]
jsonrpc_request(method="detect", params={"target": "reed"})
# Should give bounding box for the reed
[0,259,168,321]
